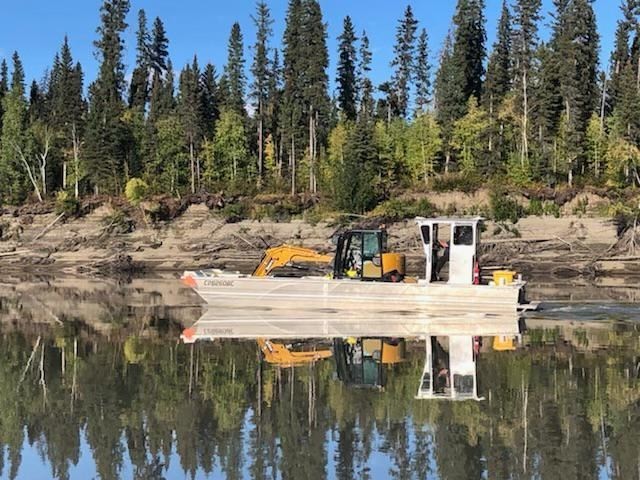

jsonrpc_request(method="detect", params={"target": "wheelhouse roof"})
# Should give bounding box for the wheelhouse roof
[415,216,483,225]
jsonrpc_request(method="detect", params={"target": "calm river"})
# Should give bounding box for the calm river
[0,275,639,479]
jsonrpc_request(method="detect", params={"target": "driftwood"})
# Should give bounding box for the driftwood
[31,213,65,242]
[596,256,640,262]
[0,250,30,257]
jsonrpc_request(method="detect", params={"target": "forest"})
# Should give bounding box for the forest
[0,0,637,214]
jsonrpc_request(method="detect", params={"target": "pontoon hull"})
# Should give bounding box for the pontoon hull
[182,270,525,317]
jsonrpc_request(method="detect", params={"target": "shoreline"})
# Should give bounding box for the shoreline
[0,198,636,279]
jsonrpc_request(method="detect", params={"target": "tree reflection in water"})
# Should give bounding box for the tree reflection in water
[0,325,639,479]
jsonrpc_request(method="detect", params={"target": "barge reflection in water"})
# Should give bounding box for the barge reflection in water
[1,277,639,479]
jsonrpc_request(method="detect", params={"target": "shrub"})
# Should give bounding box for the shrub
[221,201,250,223]
[370,198,437,221]
[543,201,561,218]
[125,178,149,205]
[527,198,543,216]
[490,192,524,223]
[431,173,482,193]
[55,191,79,216]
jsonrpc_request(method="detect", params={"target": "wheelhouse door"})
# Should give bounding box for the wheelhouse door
[448,223,475,284]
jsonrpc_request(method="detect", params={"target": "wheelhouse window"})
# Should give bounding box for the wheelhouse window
[453,225,473,246]
[420,225,431,245]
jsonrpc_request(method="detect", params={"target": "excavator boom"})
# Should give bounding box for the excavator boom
[252,245,332,277]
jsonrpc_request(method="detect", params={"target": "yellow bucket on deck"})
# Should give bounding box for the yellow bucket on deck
[493,270,516,285]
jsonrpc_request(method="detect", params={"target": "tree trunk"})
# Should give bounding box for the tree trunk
[196,155,201,191]
[189,139,195,194]
[258,101,264,188]
[290,136,296,195]
[277,132,284,179]
[521,68,529,167]
[488,94,494,153]
[14,144,43,203]
[72,123,81,199]
[62,161,67,190]
[597,76,607,180]
[566,100,572,186]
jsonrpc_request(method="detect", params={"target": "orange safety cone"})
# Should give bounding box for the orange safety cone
[473,261,480,285]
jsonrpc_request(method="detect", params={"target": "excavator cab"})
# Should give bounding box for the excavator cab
[333,229,406,281]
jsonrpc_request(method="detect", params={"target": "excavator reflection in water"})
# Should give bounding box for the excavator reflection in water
[256,337,406,389]
[255,334,521,398]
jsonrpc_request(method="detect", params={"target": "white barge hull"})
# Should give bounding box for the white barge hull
[181,270,524,317]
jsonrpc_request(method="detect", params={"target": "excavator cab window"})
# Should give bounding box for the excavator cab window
[334,230,386,280]
[344,234,363,278]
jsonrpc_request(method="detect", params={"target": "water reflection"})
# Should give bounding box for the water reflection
[1,278,640,479]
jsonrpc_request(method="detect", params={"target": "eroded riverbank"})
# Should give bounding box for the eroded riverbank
[1,200,637,279]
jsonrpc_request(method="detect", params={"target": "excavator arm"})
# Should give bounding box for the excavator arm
[252,245,332,277]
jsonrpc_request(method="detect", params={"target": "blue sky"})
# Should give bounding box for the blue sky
[0,0,619,96]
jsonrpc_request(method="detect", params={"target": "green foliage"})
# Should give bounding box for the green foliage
[490,191,524,223]
[124,177,149,204]
[148,115,188,195]
[250,199,304,222]
[525,197,561,217]
[431,173,482,193]
[451,97,489,174]
[204,109,249,185]
[333,118,380,213]
[220,201,250,223]
[54,190,79,216]
[371,197,437,221]
[0,52,28,204]
[605,136,640,187]
[406,112,441,184]
[506,152,533,187]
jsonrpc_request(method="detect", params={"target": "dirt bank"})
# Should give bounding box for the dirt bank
[0,195,636,279]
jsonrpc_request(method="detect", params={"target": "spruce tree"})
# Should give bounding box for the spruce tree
[336,16,358,121]
[149,59,175,123]
[148,17,171,123]
[281,0,305,193]
[129,9,151,111]
[550,0,599,184]
[335,116,378,213]
[358,31,374,118]
[281,0,329,194]
[28,80,46,125]
[0,59,7,132]
[0,52,28,202]
[390,6,418,118]
[49,37,85,133]
[224,22,246,115]
[513,0,542,166]
[610,0,638,108]
[199,63,219,139]
[414,28,430,114]
[300,0,329,193]
[149,17,169,78]
[451,0,486,104]
[250,2,274,184]
[484,0,512,107]
[84,0,130,194]
[435,32,459,172]
[178,56,203,193]
[266,49,282,178]
[484,0,512,167]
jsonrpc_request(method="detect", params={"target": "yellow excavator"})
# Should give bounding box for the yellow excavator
[252,228,408,281]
